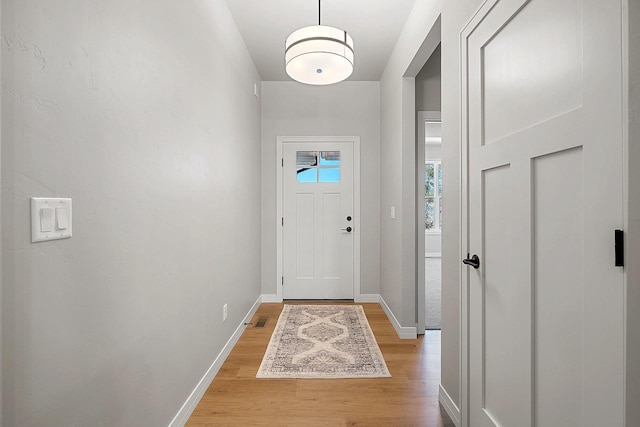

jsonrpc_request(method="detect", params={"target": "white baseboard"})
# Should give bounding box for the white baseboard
[379,296,417,339]
[355,294,380,303]
[439,384,461,427]
[260,294,281,303]
[262,294,379,303]
[168,295,262,427]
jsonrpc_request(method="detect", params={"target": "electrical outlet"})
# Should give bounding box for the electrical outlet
[223,304,228,322]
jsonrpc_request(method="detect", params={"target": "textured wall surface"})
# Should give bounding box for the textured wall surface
[1,0,261,425]
[260,81,381,298]
[379,0,441,328]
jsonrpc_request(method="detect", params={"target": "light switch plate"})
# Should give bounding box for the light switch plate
[31,198,72,243]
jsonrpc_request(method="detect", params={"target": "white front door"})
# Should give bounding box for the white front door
[463,0,624,426]
[282,141,354,299]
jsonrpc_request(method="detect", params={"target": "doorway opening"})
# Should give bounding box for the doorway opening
[415,43,442,333]
[418,115,442,331]
[424,121,442,330]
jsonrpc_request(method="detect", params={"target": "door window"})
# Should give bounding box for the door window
[296,151,341,183]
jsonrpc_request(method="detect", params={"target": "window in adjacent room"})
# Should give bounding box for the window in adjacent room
[425,160,442,232]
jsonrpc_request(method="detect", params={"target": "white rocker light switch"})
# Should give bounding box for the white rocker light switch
[40,208,54,232]
[31,198,73,242]
[55,207,69,230]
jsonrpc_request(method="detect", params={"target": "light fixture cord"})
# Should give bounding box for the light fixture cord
[318,0,321,25]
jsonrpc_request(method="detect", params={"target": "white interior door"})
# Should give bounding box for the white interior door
[463,0,624,426]
[283,142,354,299]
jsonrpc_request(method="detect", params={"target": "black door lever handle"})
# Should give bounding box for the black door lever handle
[615,229,624,267]
[463,254,480,269]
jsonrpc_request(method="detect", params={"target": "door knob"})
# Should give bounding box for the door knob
[462,254,480,269]
[342,226,352,233]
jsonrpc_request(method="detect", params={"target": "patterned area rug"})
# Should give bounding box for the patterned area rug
[256,305,391,379]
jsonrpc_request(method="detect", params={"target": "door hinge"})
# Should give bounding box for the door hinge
[282,158,284,167]
[615,229,624,267]
[282,217,284,226]
[282,276,284,285]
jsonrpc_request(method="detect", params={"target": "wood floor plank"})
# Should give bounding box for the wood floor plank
[186,302,455,426]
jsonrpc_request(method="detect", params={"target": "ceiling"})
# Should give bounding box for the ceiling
[225,0,417,81]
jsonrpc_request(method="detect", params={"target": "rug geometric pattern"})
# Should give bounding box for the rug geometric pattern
[256,305,391,379]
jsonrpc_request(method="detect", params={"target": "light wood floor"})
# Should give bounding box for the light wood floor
[187,302,455,427]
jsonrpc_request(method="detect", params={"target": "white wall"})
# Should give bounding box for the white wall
[426,143,442,160]
[379,0,441,328]
[1,0,261,425]
[440,0,485,415]
[426,233,442,256]
[627,0,640,424]
[260,81,380,297]
[416,44,442,112]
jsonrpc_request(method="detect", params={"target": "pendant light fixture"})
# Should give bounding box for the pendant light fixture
[285,0,354,85]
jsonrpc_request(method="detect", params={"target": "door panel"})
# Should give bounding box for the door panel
[322,193,341,278]
[482,0,583,144]
[464,0,624,426]
[533,147,584,426]
[283,142,354,299]
[482,165,512,426]
[295,193,315,278]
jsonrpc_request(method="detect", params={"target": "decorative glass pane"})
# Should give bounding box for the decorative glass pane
[319,151,340,166]
[425,198,435,230]
[297,168,317,183]
[439,197,443,230]
[296,151,318,167]
[319,168,341,183]
[438,164,443,195]
[425,164,435,197]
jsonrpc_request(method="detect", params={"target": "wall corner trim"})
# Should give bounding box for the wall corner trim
[439,384,461,427]
[261,294,282,303]
[168,296,262,427]
[379,295,418,339]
